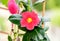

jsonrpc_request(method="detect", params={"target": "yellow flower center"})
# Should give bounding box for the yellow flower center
[27,18,32,23]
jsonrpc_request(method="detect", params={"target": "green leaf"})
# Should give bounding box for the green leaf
[33,2,43,12]
[44,34,50,41]
[36,27,45,37]
[8,14,22,25]
[34,0,44,4]
[33,0,49,12]
[1,0,8,6]
[22,30,38,41]
[22,27,45,41]
[44,26,49,32]
[19,1,32,12]
[8,35,12,41]
[22,32,31,41]
[14,32,18,39]
[18,25,27,31]
[18,33,24,36]
[19,1,28,12]
[41,17,44,24]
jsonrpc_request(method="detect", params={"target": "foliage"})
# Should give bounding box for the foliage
[8,35,12,41]
[8,14,22,25]
[0,0,50,41]
[8,14,50,41]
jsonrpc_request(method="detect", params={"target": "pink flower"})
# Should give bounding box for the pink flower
[20,11,40,30]
[8,0,18,14]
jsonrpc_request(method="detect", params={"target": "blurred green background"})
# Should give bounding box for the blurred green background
[33,0,60,26]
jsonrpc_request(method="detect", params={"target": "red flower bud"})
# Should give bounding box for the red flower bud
[8,0,18,14]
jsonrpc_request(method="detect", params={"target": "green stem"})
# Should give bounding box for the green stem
[18,34,24,36]
[27,0,32,11]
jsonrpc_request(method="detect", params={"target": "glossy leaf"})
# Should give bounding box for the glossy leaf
[44,34,50,41]
[8,35,12,41]
[22,27,44,41]
[22,32,31,41]
[33,2,43,12]
[44,26,49,32]
[34,0,44,4]
[18,25,27,31]
[8,14,22,25]
[33,0,49,12]
[19,1,32,12]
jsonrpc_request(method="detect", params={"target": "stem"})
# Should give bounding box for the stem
[0,31,8,34]
[42,1,46,28]
[27,0,32,11]
[18,34,24,36]
[12,24,14,29]
[0,7,8,10]
[42,1,46,17]
[28,0,32,7]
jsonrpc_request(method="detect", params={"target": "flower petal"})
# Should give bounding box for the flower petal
[20,11,40,30]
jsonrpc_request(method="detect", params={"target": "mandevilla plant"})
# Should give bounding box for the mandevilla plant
[1,0,50,41]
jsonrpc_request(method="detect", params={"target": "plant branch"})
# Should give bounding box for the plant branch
[42,1,46,17]
[42,1,46,28]
[0,31,8,35]
[27,0,32,11]
[0,7,8,10]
